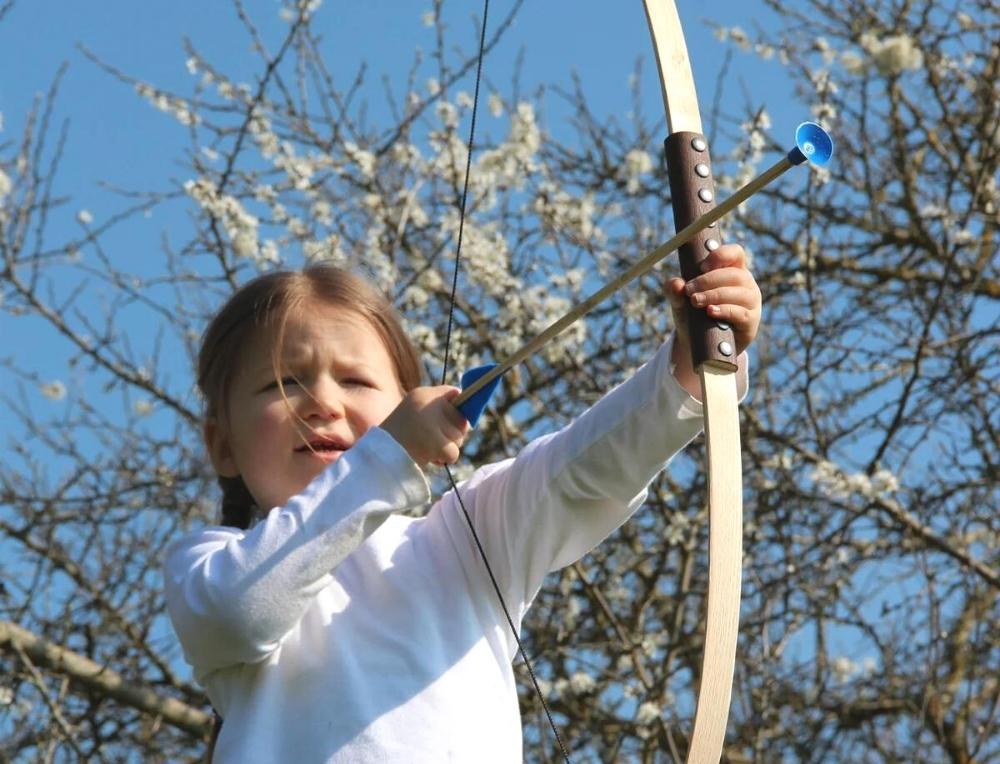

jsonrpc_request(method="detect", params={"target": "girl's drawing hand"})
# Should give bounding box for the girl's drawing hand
[667,243,762,357]
[381,386,471,466]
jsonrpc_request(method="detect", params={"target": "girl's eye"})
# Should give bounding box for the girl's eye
[342,377,374,388]
[262,376,299,392]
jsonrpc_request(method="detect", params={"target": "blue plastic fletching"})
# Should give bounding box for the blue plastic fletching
[458,363,501,427]
[787,121,834,167]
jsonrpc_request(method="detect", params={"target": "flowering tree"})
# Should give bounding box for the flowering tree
[1,0,997,761]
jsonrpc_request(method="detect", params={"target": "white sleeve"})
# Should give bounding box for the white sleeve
[163,427,429,673]
[439,334,737,614]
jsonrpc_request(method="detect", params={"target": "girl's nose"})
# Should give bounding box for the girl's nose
[307,376,345,420]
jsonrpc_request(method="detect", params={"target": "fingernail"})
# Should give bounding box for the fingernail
[684,282,696,295]
[692,294,705,306]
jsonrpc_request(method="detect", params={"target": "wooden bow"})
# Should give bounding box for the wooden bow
[451,3,829,759]
[643,2,743,761]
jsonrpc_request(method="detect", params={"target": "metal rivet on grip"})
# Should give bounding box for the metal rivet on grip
[716,321,731,331]
[705,239,720,251]
[698,188,714,203]
[718,340,734,357]
[695,163,710,178]
[691,137,707,152]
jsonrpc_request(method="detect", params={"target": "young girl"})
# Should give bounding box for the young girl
[165,249,760,762]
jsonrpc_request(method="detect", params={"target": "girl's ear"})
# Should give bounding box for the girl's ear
[204,418,239,478]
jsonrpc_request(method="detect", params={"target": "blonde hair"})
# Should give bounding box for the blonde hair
[196,265,422,529]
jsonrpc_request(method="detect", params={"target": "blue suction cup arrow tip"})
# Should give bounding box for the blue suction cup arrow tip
[457,363,501,427]
[787,121,834,167]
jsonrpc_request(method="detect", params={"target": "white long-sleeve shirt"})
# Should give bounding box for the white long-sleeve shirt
[164,337,719,762]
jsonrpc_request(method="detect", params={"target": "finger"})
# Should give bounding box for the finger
[697,243,747,273]
[439,417,468,443]
[442,442,460,465]
[440,385,463,400]
[685,266,756,295]
[704,302,755,325]
[688,285,759,311]
[441,398,472,430]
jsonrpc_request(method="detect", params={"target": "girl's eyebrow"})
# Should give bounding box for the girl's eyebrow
[252,355,374,377]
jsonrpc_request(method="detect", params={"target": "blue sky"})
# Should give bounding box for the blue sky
[1,0,799,409]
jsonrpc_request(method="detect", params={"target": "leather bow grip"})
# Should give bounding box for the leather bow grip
[665,132,738,372]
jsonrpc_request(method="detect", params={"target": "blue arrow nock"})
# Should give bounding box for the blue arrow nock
[787,122,834,167]
[457,363,501,427]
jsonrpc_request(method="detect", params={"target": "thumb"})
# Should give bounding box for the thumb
[666,277,689,337]
[665,277,686,310]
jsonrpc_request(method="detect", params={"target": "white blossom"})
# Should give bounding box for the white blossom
[259,239,280,264]
[919,203,947,219]
[41,381,67,400]
[832,656,856,683]
[254,184,277,204]
[184,177,261,263]
[249,114,280,158]
[665,513,691,546]
[841,50,866,76]
[811,459,900,500]
[77,209,93,225]
[636,701,661,725]
[861,33,924,76]
[343,141,377,179]
[134,82,200,125]
[311,199,333,226]
[286,216,308,238]
[533,183,601,244]
[488,93,504,117]
[436,100,459,129]
[0,168,11,200]
[276,153,316,191]
[953,229,974,246]
[755,43,775,60]
[421,10,435,27]
[728,26,751,52]
[133,400,154,417]
[870,468,899,494]
[568,671,596,695]
[814,37,837,65]
[621,149,653,194]
[391,141,424,171]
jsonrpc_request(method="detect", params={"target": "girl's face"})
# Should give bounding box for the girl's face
[205,302,406,512]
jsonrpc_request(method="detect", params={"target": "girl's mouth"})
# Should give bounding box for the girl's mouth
[295,436,351,461]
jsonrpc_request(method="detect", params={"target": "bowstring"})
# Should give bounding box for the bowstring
[437,2,571,761]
